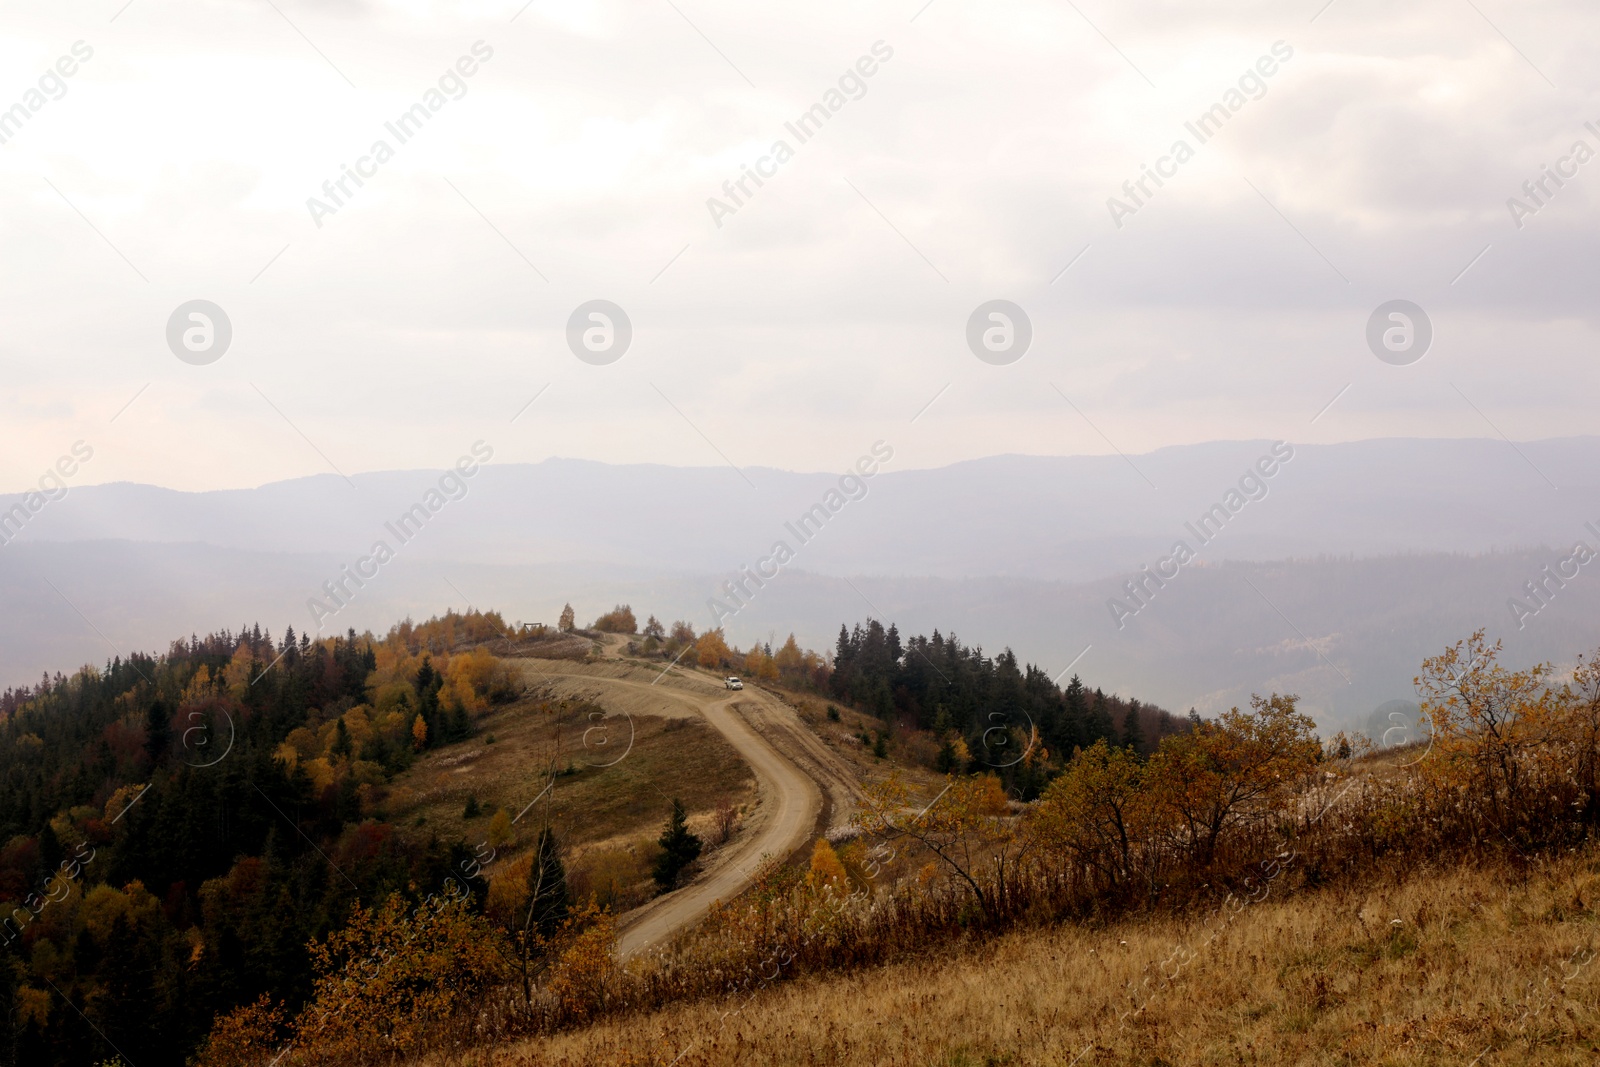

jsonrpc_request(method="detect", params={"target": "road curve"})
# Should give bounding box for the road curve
[516,653,823,960]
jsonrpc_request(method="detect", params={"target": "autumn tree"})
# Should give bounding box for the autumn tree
[861,772,1023,921]
[1029,739,1153,896]
[806,837,848,892]
[697,628,733,670]
[591,604,637,633]
[744,645,779,681]
[545,901,618,1021]
[194,995,287,1067]
[1568,652,1600,827]
[558,603,576,632]
[1144,693,1321,868]
[666,620,696,656]
[1418,630,1570,836]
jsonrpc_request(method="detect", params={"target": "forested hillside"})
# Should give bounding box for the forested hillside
[0,612,517,1065]
[0,607,1172,1064]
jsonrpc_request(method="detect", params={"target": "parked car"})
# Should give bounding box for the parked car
[725,676,744,690]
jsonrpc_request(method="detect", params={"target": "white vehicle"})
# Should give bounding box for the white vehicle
[725,676,744,690]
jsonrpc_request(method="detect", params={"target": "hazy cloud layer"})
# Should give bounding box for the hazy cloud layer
[2,0,1596,491]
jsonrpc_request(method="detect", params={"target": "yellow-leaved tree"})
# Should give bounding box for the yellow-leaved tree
[1028,738,1154,897]
[1417,631,1576,837]
[697,628,732,669]
[861,772,1022,921]
[806,837,849,892]
[1143,693,1321,869]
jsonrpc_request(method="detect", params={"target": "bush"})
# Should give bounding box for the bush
[591,604,637,634]
[568,846,653,912]
[201,894,508,1064]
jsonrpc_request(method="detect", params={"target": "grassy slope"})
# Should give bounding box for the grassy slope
[478,844,1600,1067]
[383,668,757,898]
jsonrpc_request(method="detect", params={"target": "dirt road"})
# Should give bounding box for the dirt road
[516,643,857,959]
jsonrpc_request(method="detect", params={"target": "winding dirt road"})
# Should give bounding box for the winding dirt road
[515,641,860,959]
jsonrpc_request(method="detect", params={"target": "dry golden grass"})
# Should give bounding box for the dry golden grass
[384,681,756,887]
[465,847,1600,1066]
[784,692,946,795]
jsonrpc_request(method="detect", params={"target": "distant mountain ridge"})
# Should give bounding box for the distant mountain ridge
[4,436,1599,731]
[5,436,1598,584]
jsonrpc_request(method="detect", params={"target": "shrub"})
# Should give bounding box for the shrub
[591,605,637,633]
[194,995,287,1067]
[544,902,618,1021]
[302,894,508,1051]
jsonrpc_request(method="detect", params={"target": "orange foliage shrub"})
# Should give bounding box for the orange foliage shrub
[290,892,508,1059]
[1417,630,1600,842]
[193,995,288,1067]
[545,901,618,1021]
[861,772,1023,920]
[806,838,848,891]
[441,646,521,712]
[591,605,637,633]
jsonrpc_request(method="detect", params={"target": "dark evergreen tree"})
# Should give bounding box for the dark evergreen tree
[331,718,353,759]
[1122,701,1147,755]
[1088,688,1116,744]
[144,699,171,766]
[653,798,702,890]
[525,827,568,941]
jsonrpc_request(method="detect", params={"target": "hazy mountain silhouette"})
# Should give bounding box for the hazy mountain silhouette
[4,436,1596,731]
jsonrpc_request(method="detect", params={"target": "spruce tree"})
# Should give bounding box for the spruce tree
[653,798,702,890]
[331,719,353,759]
[1121,702,1147,756]
[144,700,171,766]
[526,827,568,941]
[1088,688,1116,744]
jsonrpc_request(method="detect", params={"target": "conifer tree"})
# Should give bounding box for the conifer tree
[526,827,568,941]
[144,700,171,766]
[1122,702,1147,756]
[653,798,702,890]
[331,719,353,759]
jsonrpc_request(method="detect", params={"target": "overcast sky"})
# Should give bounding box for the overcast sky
[1,0,1595,493]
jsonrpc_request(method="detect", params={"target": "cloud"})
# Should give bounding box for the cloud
[2,0,1598,491]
